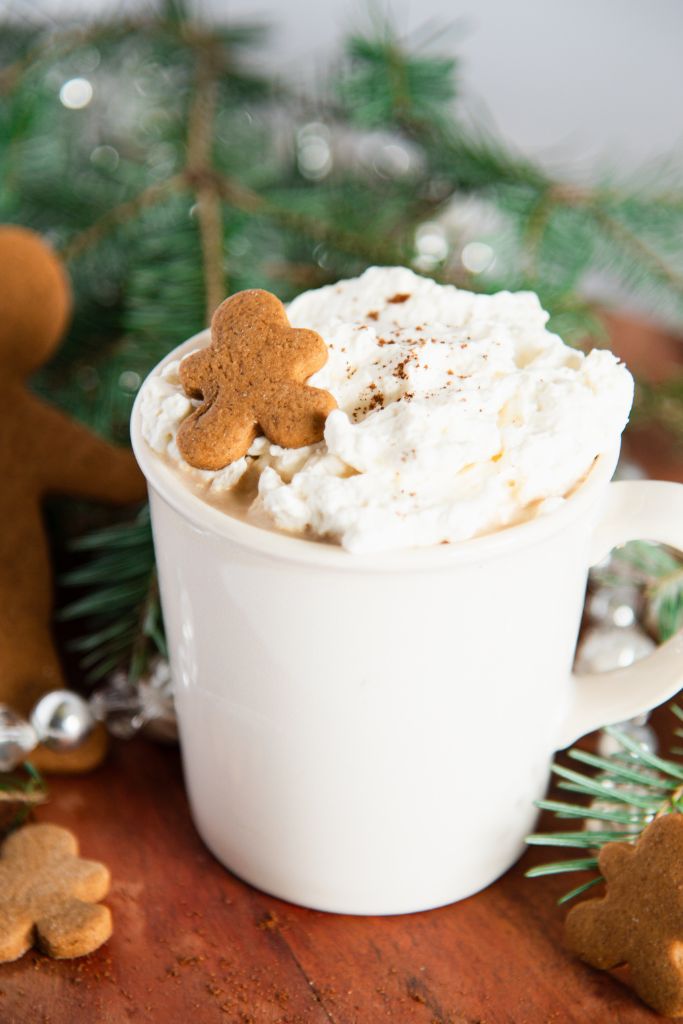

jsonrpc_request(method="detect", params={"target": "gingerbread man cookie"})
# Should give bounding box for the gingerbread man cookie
[177,288,337,470]
[565,813,683,1016]
[0,822,112,961]
[0,226,146,769]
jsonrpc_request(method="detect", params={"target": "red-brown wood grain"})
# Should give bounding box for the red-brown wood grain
[1,315,681,1024]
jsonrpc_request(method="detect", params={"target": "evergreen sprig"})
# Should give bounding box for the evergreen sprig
[0,763,47,833]
[526,714,683,903]
[338,27,458,130]
[59,507,164,685]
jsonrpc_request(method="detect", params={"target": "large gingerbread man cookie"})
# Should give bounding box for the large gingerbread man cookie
[0,226,146,769]
[565,813,683,1016]
[177,288,337,470]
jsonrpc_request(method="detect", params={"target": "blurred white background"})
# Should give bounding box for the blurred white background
[15,0,683,176]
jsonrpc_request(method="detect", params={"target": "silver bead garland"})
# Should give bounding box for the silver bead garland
[0,658,176,773]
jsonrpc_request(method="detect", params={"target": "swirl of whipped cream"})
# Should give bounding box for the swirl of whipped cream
[139,266,634,552]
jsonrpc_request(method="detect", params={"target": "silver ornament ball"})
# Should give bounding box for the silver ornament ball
[30,690,95,751]
[574,624,655,675]
[585,583,643,629]
[0,705,38,772]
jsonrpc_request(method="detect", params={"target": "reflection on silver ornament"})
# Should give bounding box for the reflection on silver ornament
[30,690,95,751]
[0,665,177,775]
[585,584,643,629]
[0,706,38,772]
[575,624,655,675]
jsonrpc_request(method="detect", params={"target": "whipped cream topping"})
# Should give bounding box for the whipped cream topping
[139,267,634,552]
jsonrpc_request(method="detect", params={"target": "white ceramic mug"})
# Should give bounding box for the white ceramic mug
[131,335,683,916]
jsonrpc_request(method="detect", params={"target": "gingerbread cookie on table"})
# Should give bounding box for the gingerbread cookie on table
[0,822,111,961]
[565,813,683,1017]
[0,226,146,770]
[177,288,337,470]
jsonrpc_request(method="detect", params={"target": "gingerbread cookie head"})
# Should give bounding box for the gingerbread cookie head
[0,225,72,378]
[565,813,683,1017]
[0,822,112,962]
[177,288,337,471]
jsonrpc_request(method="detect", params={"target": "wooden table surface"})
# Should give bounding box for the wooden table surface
[3,314,683,1024]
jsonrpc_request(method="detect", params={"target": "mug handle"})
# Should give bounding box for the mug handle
[558,480,683,749]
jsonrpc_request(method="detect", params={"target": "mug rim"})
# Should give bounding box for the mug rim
[131,331,621,572]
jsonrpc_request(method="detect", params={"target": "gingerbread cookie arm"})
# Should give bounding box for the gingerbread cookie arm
[28,397,146,504]
[598,840,635,881]
[258,382,337,449]
[275,327,330,381]
[178,348,213,398]
[58,857,111,903]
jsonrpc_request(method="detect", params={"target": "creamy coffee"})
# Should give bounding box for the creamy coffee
[139,266,633,552]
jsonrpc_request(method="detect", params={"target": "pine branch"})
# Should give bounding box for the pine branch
[526,711,683,903]
[0,18,149,95]
[338,28,458,130]
[0,763,47,833]
[185,46,225,321]
[60,507,163,684]
[590,206,683,298]
[61,175,185,261]
[216,174,413,269]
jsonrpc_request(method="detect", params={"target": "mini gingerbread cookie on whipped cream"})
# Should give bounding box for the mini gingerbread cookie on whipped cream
[139,266,634,553]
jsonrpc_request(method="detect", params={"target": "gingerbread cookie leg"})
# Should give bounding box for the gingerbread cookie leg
[564,897,624,970]
[0,620,107,774]
[630,952,683,1019]
[178,401,258,471]
[0,906,35,963]
[29,724,109,776]
[0,623,65,716]
[36,899,112,959]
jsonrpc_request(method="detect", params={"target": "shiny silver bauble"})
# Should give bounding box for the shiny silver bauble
[30,690,95,751]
